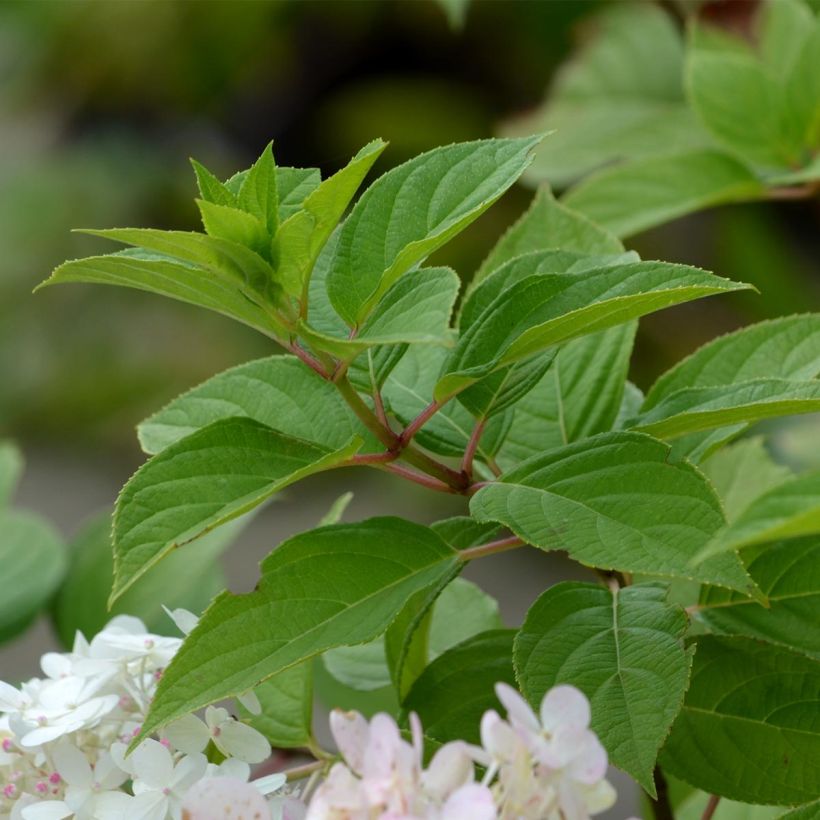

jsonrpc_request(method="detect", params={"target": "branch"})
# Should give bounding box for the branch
[334,376,399,450]
[460,536,524,561]
[399,400,443,445]
[461,418,486,480]
[383,463,460,494]
[287,341,329,379]
[701,795,720,820]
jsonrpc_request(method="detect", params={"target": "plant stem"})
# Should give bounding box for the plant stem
[384,463,459,493]
[462,418,486,480]
[401,445,468,490]
[335,375,399,450]
[650,767,675,820]
[284,759,326,782]
[373,387,389,427]
[399,400,443,445]
[460,536,524,561]
[288,341,329,379]
[701,795,720,820]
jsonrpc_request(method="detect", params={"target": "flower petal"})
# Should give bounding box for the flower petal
[540,685,590,733]
[494,683,539,733]
[52,742,93,788]
[215,719,271,764]
[329,709,369,774]
[441,783,497,820]
[182,777,270,820]
[130,738,174,789]
[20,801,73,820]
[423,742,473,801]
[164,713,210,755]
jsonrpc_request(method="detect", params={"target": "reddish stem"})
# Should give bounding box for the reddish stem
[701,795,720,820]
[383,463,459,494]
[348,451,396,465]
[288,342,329,379]
[373,388,389,427]
[461,418,486,480]
[460,536,524,561]
[399,400,443,445]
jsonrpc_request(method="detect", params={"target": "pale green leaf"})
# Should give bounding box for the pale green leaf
[112,418,362,600]
[0,510,66,644]
[661,635,820,805]
[326,136,541,325]
[436,254,749,401]
[562,149,764,238]
[318,492,354,527]
[515,582,691,794]
[276,167,322,221]
[137,517,460,739]
[196,199,268,254]
[430,516,502,550]
[630,379,820,440]
[237,142,278,235]
[137,355,371,455]
[697,537,820,659]
[470,431,757,595]
[191,159,236,208]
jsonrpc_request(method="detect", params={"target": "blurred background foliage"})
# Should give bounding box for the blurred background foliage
[1,0,817,457]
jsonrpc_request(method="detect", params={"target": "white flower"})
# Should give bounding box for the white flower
[181,777,271,820]
[164,707,270,764]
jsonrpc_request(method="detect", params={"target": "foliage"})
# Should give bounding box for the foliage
[25,84,820,817]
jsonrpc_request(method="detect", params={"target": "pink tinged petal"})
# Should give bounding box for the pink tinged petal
[165,714,210,755]
[536,725,588,770]
[39,654,71,680]
[494,683,539,733]
[566,733,608,785]
[215,719,271,764]
[362,713,404,782]
[204,706,230,731]
[408,712,424,766]
[181,776,270,820]
[540,685,591,733]
[51,743,93,788]
[20,801,73,820]
[306,763,366,817]
[441,783,497,820]
[215,758,251,782]
[329,709,369,774]
[131,738,174,788]
[271,795,307,820]
[480,711,519,762]
[423,742,473,802]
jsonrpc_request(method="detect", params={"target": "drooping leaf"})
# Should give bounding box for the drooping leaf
[300,267,459,361]
[0,441,23,507]
[401,629,516,746]
[697,537,820,659]
[562,149,764,238]
[497,323,636,470]
[661,635,820,805]
[51,511,239,647]
[470,431,757,595]
[436,254,749,401]
[701,437,792,522]
[240,662,313,749]
[137,518,461,740]
[0,510,66,644]
[515,582,691,795]
[112,418,362,600]
[629,379,820,440]
[325,136,541,325]
[137,355,370,455]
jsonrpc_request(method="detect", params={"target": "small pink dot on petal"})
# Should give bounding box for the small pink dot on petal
[49,773,62,784]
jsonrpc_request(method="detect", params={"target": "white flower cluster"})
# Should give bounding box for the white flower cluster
[304,682,618,820]
[0,615,283,820]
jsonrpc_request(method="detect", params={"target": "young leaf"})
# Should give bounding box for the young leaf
[515,582,691,795]
[497,323,636,470]
[237,142,279,235]
[661,635,820,805]
[325,136,542,325]
[0,441,23,507]
[137,518,461,739]
[51,511,238,647]
[137,355,370,455]
[401,630,516,746]
[112,418,362,600]
[562,149,764,239]
[276,167,322,221]
[696,471,820,562]
[701,437,792,522]
[240,662,313,749]
[0,510,66,644]
[436,254,750,402]
[470,431,757,595]
[471,186,623,288]
[630,379,820,440]
[191,159,237,208]
[39,251,281,338]
[697,537,820,659]
[300,267,459,361]
[196,199,268,255]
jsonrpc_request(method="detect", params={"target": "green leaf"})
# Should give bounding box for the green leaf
[191,159,237,208]
[0,441,23,507]
[696,471,820,562]
[318,492,354,527]
[497,323,636,470]
[562,149,764,239]
[324,641,392,692]
[701,437,792,522]
[661,635,820,805]
[515,582,691,795]
[276,167,322,221]
[196,199,268,255]
[237,142,279,235]
[470,431,757,595]
[0,510,66,643]
[697,537,820,659]
[137,355,370,455]
[112,417,362,600]
[778,800,820,819]
[39,251,281,337]
[326,136,541,325]
[51,510,239,647]
[401,629,516,746]
[383,345,511,460]
[240,662,313,749]
[436,253,749,402]
[471,186,623,289]
[430,516,502,550]
[630,379,820,440]
[300,267,459,361]
[137,517,461,739]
